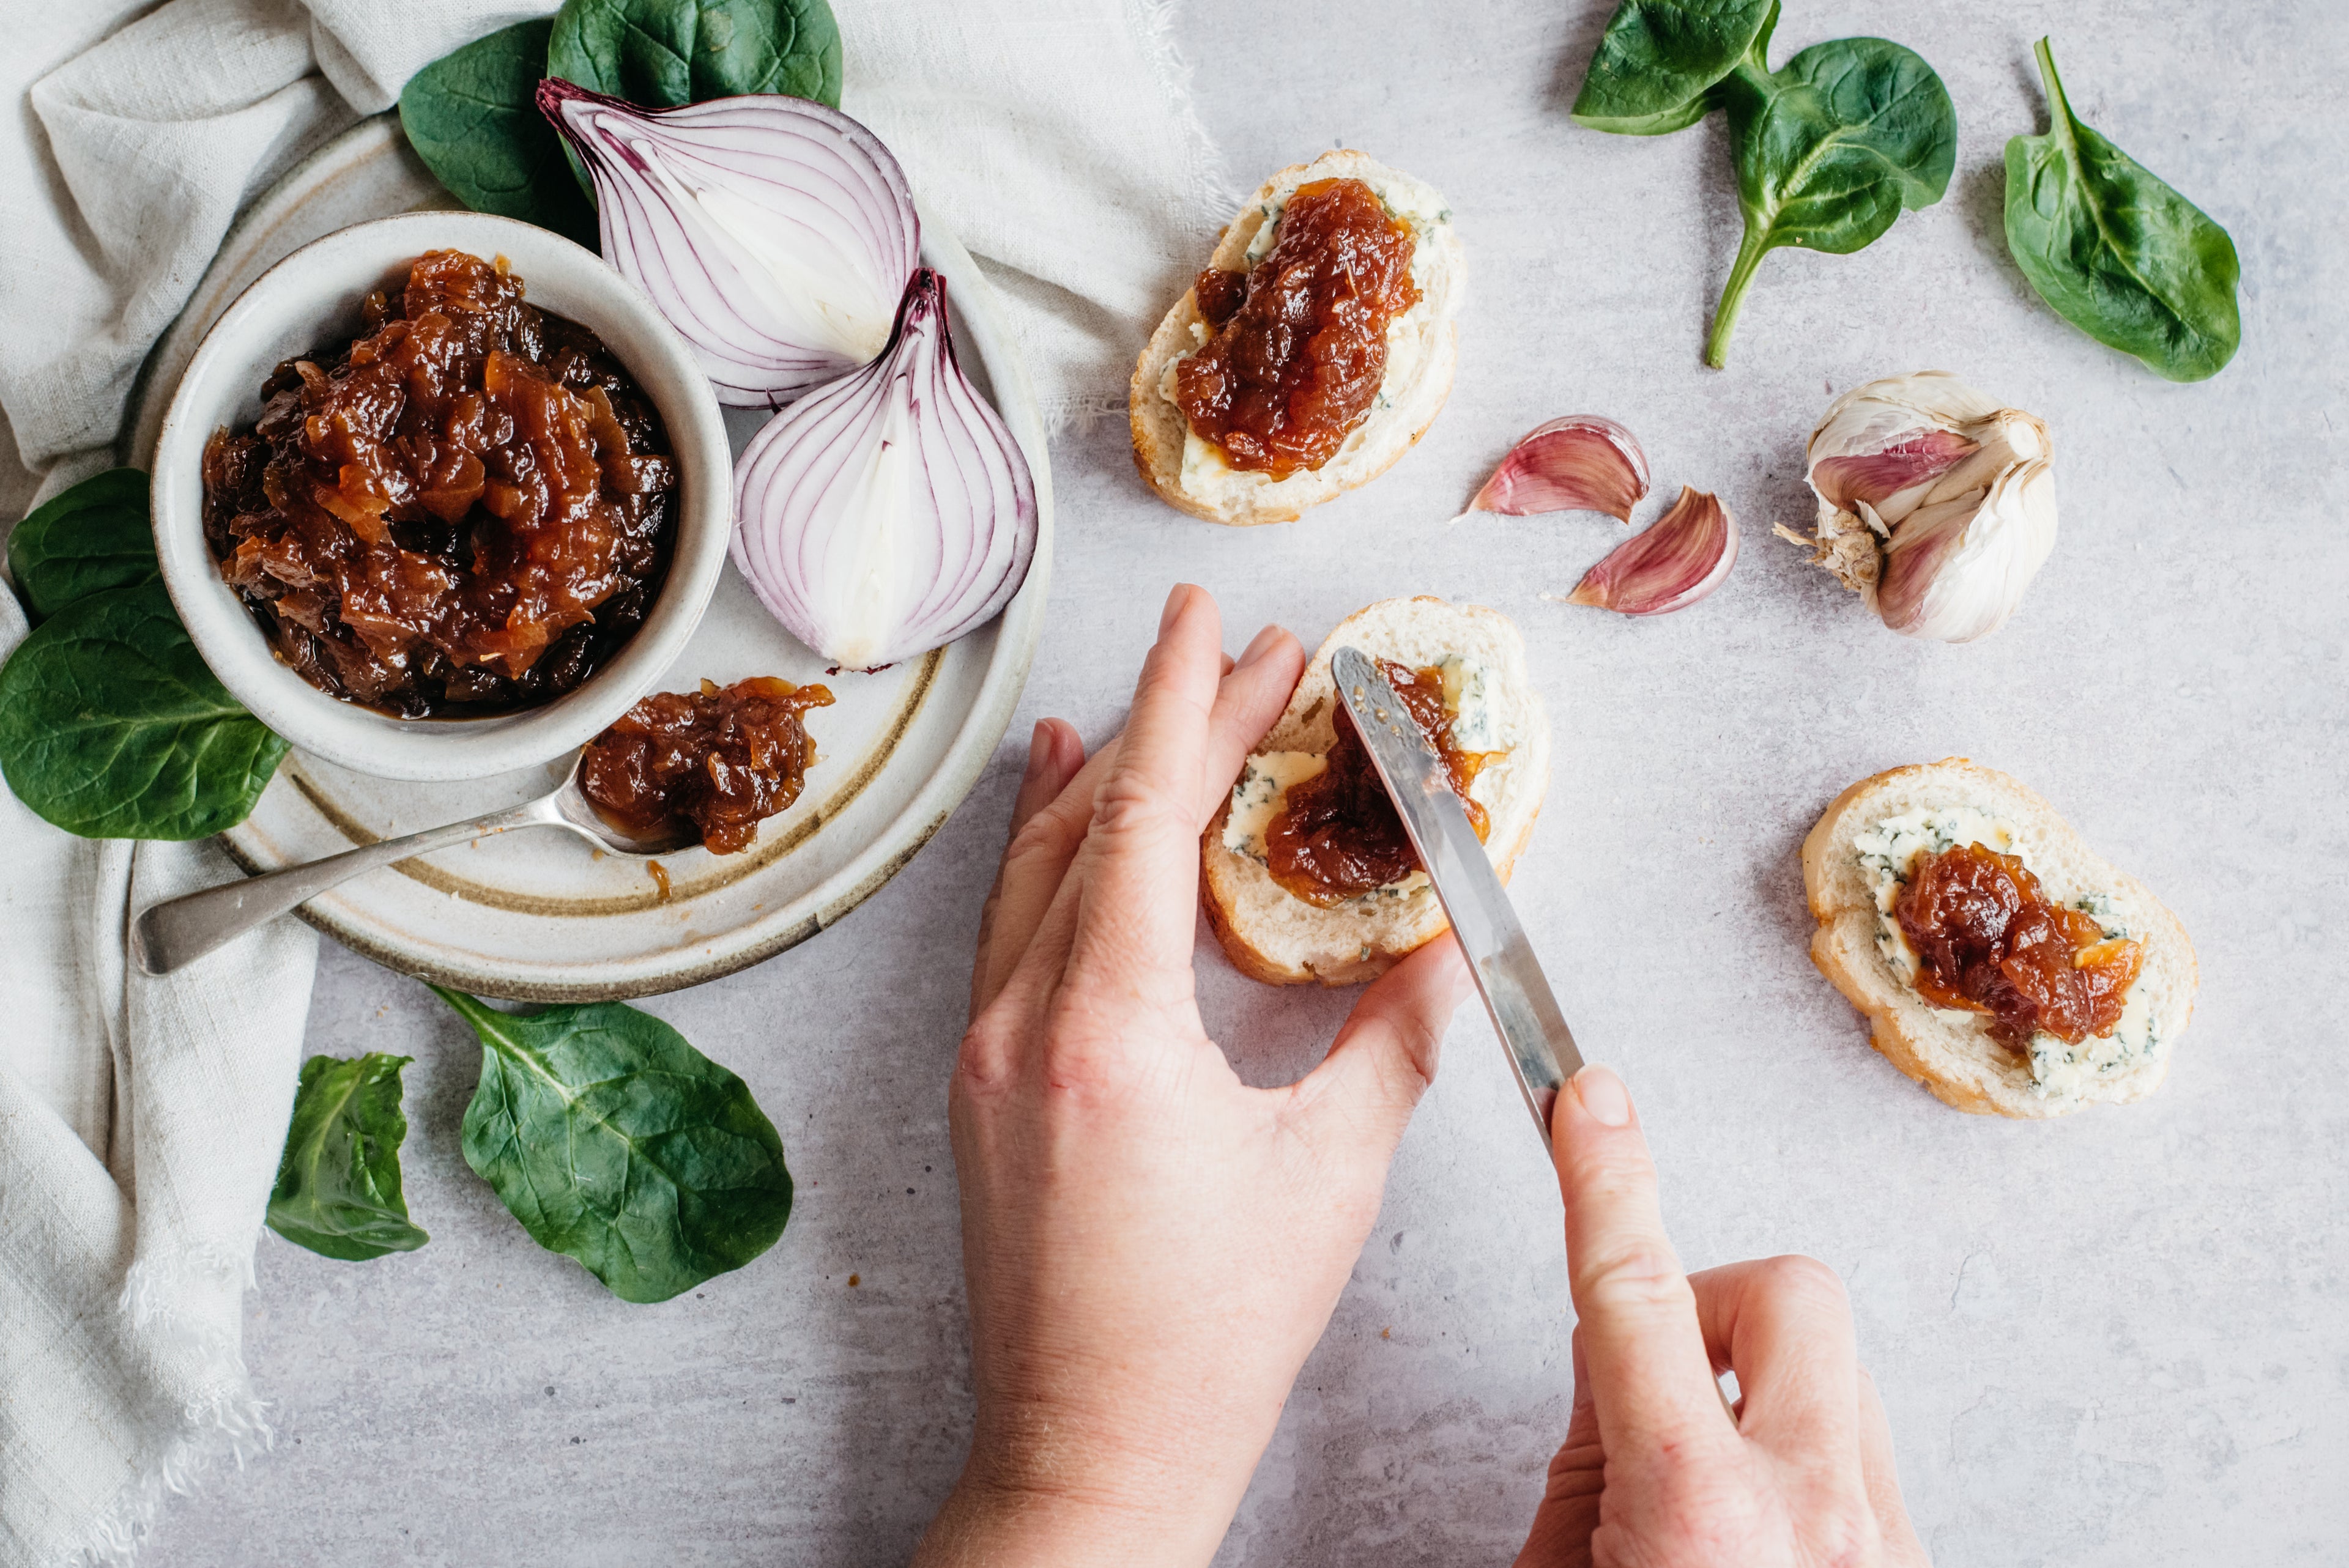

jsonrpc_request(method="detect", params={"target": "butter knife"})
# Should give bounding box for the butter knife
[1332,647,1583,1151]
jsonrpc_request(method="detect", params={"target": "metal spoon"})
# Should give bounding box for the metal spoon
[131,754,696,977]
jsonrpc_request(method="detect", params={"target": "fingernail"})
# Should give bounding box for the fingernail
[1237,624,1286,668]
[1572,1065,1632,1126]
[1159,583,1195,634]
[1022,720,1053,782]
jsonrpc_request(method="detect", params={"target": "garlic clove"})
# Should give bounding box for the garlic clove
[1806,371,2003,525]
[1915,407,2046,509]
[1875,459,2056,643]
[1566,486,1737,616]
[1471,416,1650,522]
[1808,429,1978,518]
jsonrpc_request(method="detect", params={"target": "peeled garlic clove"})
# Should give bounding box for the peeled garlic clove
[1567,486,1737,615]
[1471,416,1650,522]
[1793,372,2057,642]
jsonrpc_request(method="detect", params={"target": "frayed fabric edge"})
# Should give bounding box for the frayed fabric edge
[1040,0,1227,440]
[68,1249,270,1564]
[119,1244,258,1328]
[1126,0,1241,242]
[70,1383,272,1568]
[1042,389,1134,435]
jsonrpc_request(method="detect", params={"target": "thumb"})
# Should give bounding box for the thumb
[1293,936,1472,1152]
[1552,1065,1738,1462]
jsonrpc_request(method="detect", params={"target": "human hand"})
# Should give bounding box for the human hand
[911,584,1473,1568]
[1517,1065,1931,1568]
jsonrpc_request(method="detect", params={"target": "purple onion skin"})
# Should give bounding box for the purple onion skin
[730,268,1037,670]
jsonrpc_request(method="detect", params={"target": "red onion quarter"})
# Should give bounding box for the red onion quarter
[730,269,1037,670]
[539,79,919,407]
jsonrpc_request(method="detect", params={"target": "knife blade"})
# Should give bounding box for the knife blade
[1332,647,1583,1151]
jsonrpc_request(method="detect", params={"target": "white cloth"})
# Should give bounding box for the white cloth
[0,709,318,1565]
[0,1,1224,1562]
[838,0,1231,427]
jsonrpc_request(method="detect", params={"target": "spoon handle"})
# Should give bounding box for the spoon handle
[132,796,565,977]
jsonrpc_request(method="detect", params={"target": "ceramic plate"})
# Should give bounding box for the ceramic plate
[126,115,1053,1000]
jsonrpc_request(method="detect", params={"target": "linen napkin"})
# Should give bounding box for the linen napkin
[0,1,1226,1562]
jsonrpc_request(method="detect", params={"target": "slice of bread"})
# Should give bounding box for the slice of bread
[1130,150,1465,527]
[1803,759,2197,1118]
[1203,597,1548,985]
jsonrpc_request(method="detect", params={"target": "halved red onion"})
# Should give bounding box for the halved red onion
[538,79,919,407]
[731,268,1036,670]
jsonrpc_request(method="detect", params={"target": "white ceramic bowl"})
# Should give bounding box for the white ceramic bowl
[150,211,732,783]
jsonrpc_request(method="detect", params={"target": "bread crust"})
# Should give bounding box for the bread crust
[1802,758,2199,1118]
[1200,813,1319,984]
[1201,597,1547,986]
[1203,786,1545,986]
[1129,150,1463,527]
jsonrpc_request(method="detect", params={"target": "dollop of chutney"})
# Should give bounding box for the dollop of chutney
[1263,660,1488,906]
[581,677,834,855]
[201,250,676,716]
[1174,178,1420,478]
[1895,843,2143,1050]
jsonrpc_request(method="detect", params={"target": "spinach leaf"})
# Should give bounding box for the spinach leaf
[269,1054,431,1262]
[547,0,843,111]
[436,986,793,1304]
[7,468,159,622]
[2003,37,2240,382]
[1571,0,1778,136]
[399,19,600,251]
[0,581,288,840]
[1707,37,1956,366]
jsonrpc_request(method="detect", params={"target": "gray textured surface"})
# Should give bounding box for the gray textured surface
[145,1,2347,1564]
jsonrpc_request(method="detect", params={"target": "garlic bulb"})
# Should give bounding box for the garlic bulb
[1791,372,2057,643]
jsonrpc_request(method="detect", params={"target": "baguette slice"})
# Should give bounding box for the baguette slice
[1204,597,1548,985]
[1130,150,1464,527]
[1803,759,2197,1118]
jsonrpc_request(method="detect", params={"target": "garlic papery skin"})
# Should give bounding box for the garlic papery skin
[1471,415,1650,522]
[1806,371,1999,520]
[1876,456,2057,642]
[1566,486,1737,615]
[1793,372,2057,643]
